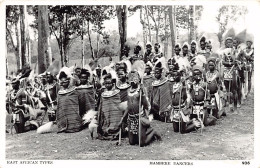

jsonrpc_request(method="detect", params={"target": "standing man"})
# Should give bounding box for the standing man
[93,65,102,111]
[198,36,207,55]
[130,45,143,64]
[152,43,163,63]
[116,62,130,102]
[73,66,81,86]
[45,72,59,121]
[222,37,238,114]
[244,39,254,95]
[173,44,182,62]
[205,58,223,118]
[190,40,197,61]
[143,43,154,63]
[182,42,189,58]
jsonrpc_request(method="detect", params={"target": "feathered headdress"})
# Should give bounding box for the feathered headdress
[190,40,198,52]
[153,57,168,72]
[223,28,235,42]
[192,65,204,73]
[37,122,54,134]
[101,66,118,85]
[146,61,153,69]
[176,57,191,72]
[191,40,197,46]
[182,42,190,49]
[207,57,216,65]
[131,59,146,80]
[46,60,61,76]
[199,36,206,43]
[175,43,181,49]
[193,54,206,68]
[245,33,254,43]
[57,67,73,80]
[117,59,132,74]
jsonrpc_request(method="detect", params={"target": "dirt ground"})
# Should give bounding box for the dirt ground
[6,89,254,160]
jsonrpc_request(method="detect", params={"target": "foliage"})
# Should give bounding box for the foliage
[175,6,189,29]
[6,5,20,52]
[216,5,248,45]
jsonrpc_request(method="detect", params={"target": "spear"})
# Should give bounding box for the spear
[139,84,142,147]
[178,84,182,133]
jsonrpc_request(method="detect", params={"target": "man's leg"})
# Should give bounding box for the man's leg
[128,132,138,145]
[173,121,179,132]
[248,70,252,94]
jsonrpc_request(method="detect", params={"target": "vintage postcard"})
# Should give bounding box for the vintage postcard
[1,0,259,167]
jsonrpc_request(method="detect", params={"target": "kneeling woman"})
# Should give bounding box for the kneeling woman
[56,67,83,133]
[121,70,161,147]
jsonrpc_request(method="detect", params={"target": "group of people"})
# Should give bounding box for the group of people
[6,34,254,147]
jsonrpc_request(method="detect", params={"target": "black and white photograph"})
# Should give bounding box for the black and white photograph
[2,1,260,167]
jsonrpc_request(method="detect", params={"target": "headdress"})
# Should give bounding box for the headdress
[200,36,206,43]
[207,57,216,65]
[146,61,153,69]
[182,42,189,49]
[192,65,203,73]
[57,67,73,80]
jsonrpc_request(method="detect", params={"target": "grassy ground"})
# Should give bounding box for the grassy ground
[6,90,254,160]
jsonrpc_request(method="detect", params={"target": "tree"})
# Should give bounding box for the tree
[168,5,175,57]
[175,6,189,29]
[146,6,167,43]
[19,6,27,67]
[38,5,52,73]
[6,5,21,69]
[216,5,248,47]
[116,5,128,60]
[194,6,203,41]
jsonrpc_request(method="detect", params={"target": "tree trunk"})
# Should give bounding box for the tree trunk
[168,6,175,57]
[155,6,160,43]
[59,22,64,67]
[81,22,85,67]
[7,24,21,70]
[164,9,168,58]
[140,7,147,48]
[6,43,8,76]
[116,5,128,60]
[19,5,26,67]
[188,5,195,44]
[64,13,68,67]
[38,5,51,74]
[145,6,152,43]
[87,20,94,60]
[96,33,100,58]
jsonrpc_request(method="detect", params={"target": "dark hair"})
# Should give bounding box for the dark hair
[104,73,116,84]
[135,45,142,52]
[191,41,196,45]
[200,36,206,43]
[182,44,188,49]
[80,69,90,77]
[117,62,127,73]
[59,71,68,80]
[155,43,160,48]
